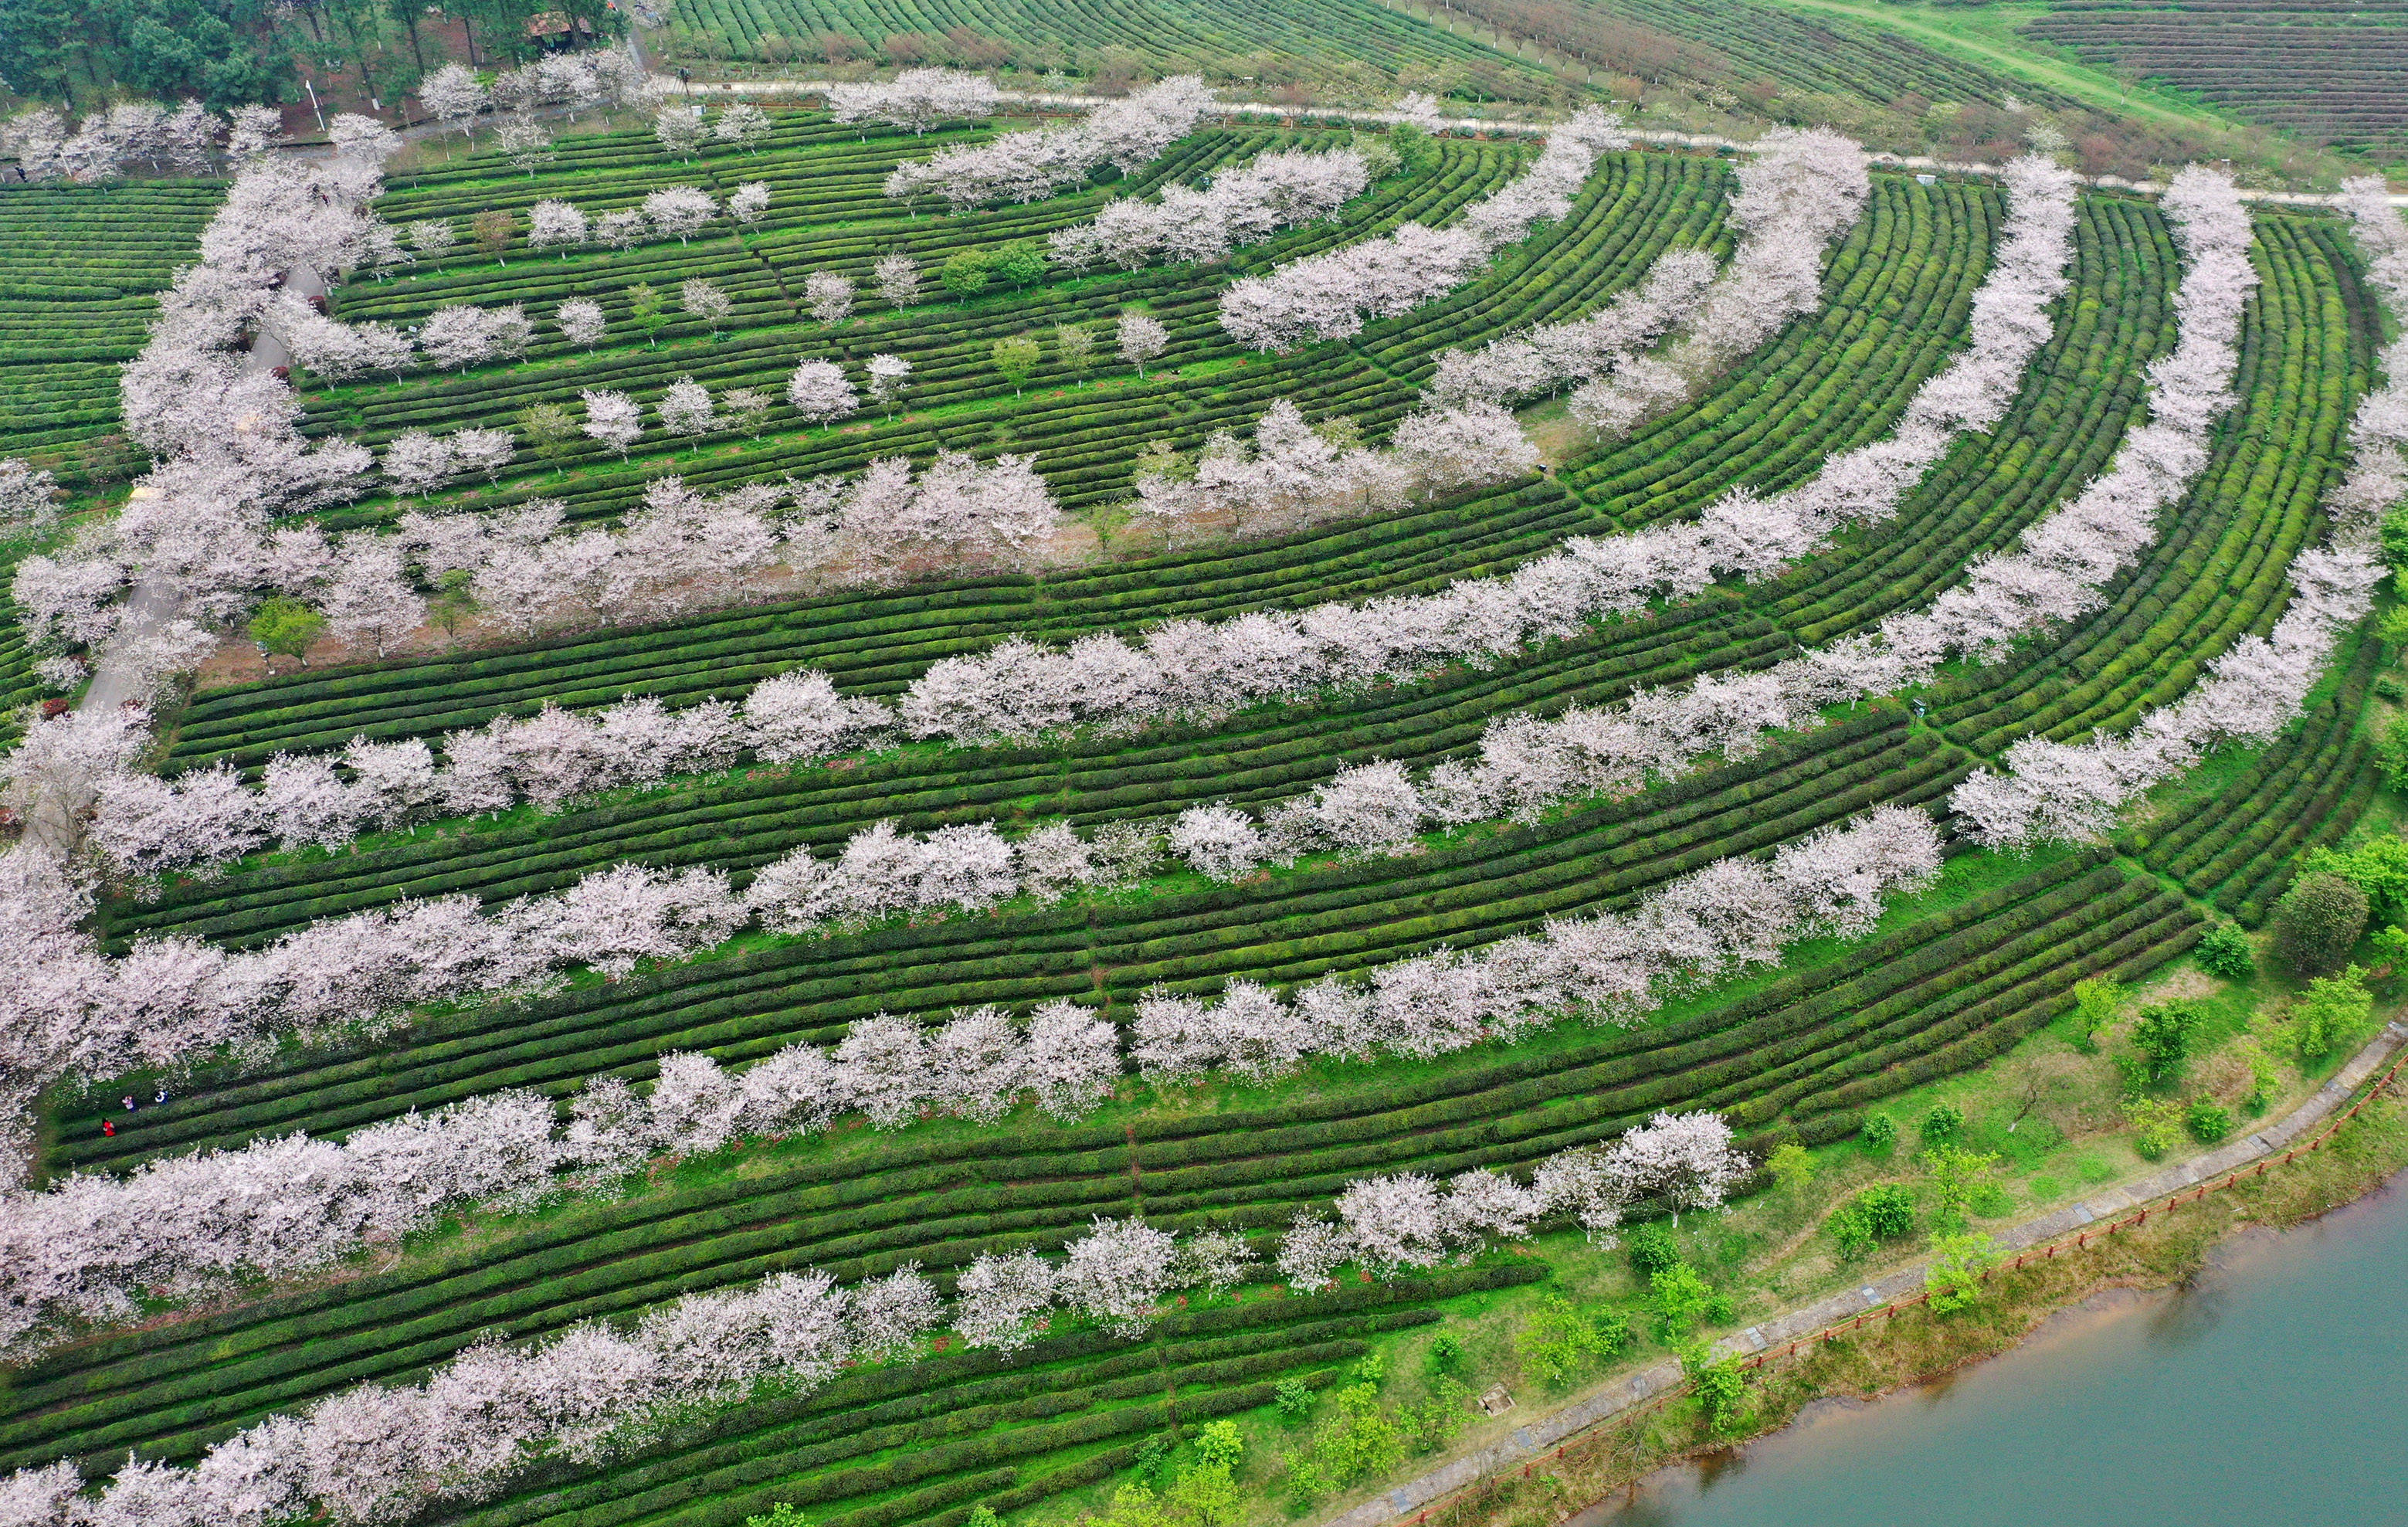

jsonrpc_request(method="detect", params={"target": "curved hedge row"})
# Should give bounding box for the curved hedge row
[6,850,2188,1495]
[0,182,218,482]
[1930,213,2372,755]
[20,155,2372,1527]
[2136,625,2383,926]
[121,172,1986,952]
[168,151,1748,769]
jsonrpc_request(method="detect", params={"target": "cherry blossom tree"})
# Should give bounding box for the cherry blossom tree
[849,1264,942,1360]
[452,427,515,481]
[1335,1173,1451,1278]
[1022,998,1121,1118]
[883,76,1209,211]
[556,297,607,350]
[1167,803,1267,881]
[580,389,643,456]
[724,387,772,437]
[656,377,717,437]
[1058,1217,1179,1335]
[420,63,487,144]
[495,116,556,176]
[1571,128,1870,435]
[1117,309,1168,377]
[1219,116,1624,351]
[805,269,853,324]
[714,102,773,152]
[654,103,707,160]
[528,198,590,255]
[829,67,1001,137]
[596,206,648,250]
[0,459,60,533]
[728,180,772,227]
[1956,171,2386,851]
[875,251,921,309]
[381,429,458,497]
[643,184,716,243]
[1051,146,1368,272]
[1275,1209,1350,1291]
[954,1250,1057,1353]
[785,359,857,429]
[867,352,913,417]
[680,277,733,332]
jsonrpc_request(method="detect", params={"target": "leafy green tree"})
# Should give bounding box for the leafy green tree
[1828,1184,1915,1259]
[1274,1376,1315,1420]
[472,209,515,264]
[2129,999,2206,1088]
[2122,1096,2184,1159]
[1131,1434,1172,1485]
[992,332,1041,395]
[1649,1264,1728,1344]
[518,401,578,470]
[2380,502,2408,576]
[1192,1420,1243,1470]
[627,282,669,348]
[2376,713,2408,791]
[2069,976,2125,1051]
[745,1504,809,1527]
[2293,965,2372,1062]
[941,249,992,304]
[1766,1142,1814,1193]
[1087,1482,1166,1527]
[2186,1098,2231,1142]
[1423,1330,1461,1376]
[1925,1233,2001,1315]
[249,597,326,665]
[1055,321,1097,385]
[993,239,1049,290]
[1920,1102,1965,1148]
[1678,1342,1749,1436]
[2196,923,2256,980]
[2302,839,2408,925]
[1860,1112,1898,1155]
[2274,872,2369,976]
[1624,1222,1681,1279]
[1283,1378,1406,1498]
[1511,1295,1630,1388]
[1404,1375,1471,1453]
[1165,1463,1242,1527]
[429,569,477,637]
[1919,1143,1999,1227]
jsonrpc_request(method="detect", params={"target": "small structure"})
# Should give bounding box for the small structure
[525,11,595,39]
[1477,1384,1515,1417]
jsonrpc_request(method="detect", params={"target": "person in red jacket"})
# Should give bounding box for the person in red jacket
[101,1119,115,1137]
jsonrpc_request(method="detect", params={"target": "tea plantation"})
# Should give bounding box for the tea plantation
[2,92,2396,1527]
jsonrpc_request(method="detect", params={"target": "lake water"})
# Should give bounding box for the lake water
[1582,1176,2408,1527]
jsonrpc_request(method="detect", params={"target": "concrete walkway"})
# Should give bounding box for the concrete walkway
[73,264,324,722]
[1320,1018,2408,1527]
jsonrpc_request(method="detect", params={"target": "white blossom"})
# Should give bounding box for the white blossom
[805,270,853,324]
[785,359,856,427]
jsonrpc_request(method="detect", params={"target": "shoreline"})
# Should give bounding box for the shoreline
[1558,1142,2408,1525]
[1321,1019,2408,1527]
